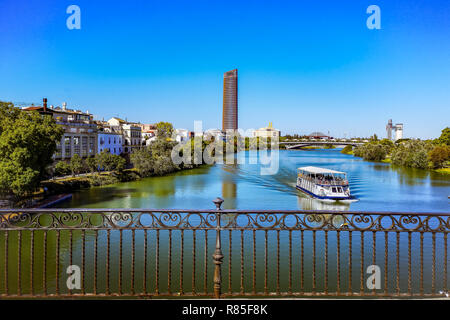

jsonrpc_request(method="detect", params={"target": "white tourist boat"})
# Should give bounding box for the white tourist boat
[296,166,355,201]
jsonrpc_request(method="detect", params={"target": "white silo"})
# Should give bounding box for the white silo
[394,124,403,141]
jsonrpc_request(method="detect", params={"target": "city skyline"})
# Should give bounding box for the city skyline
[0,0,449,139]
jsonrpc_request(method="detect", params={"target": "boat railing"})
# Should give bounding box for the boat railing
[298,175,348,186]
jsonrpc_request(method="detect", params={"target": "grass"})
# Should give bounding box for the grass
[435,168,450,174]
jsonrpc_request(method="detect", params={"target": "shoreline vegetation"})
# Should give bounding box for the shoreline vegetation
[1,100,449,207]
[340,128,450,174]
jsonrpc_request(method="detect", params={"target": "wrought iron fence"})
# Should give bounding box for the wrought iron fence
[0,198,449,298]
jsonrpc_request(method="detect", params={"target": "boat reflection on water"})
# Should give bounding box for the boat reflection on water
[296,194,351,211]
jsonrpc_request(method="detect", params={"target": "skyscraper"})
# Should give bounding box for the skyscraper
[222,69,238,132]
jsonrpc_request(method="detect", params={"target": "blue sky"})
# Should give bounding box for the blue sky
[0,0,449,138]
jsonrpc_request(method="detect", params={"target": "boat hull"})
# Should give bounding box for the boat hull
[296,185,355,201]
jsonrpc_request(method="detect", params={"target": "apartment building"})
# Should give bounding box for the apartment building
[107,117,142,154]
[23,99,98,160]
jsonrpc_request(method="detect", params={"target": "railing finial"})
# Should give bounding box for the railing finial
[212,197,224,210]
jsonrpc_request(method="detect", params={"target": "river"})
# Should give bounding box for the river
[59,149,450,212]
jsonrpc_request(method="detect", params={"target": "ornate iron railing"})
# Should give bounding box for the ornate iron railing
[0,198,449,298]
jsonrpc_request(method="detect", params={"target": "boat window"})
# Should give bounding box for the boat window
[337,187,342,193]
[332,187,337,193]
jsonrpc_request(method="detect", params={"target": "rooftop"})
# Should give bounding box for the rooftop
[298,166,345,174]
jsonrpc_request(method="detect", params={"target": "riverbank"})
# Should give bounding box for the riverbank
[42,169,140,195]
[436,168,450,174]
[40,164,213,207]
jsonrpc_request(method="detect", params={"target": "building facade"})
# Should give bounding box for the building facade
[107,117,142,154]
[175,129,189,142]
[23,99,98,160]
[253,123,280,139]
[386,119,404,141]
[98,132,123,155]
[122,124,142,154]
[137,124,157,146]
[394,123,403,141]
[222,69,238,132]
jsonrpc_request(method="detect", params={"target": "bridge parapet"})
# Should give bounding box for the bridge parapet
[0,202,447,298]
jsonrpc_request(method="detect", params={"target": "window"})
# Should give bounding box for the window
[89,137,95,154]
[82,136,88,156]
[73,136,80,155]
[332,187,337,193]
[64,137,71,158]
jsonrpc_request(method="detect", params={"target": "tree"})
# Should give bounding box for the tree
[112,155,126,172]
[70,154,83,176]
[436,127,450,146]
[86,156,97,173]
[156,121,174,139]
[95,150,125,172]
[0,101,63,197]
[353,141,390,161]
[428,145,450,169]
[341,145,353,154]
[54,161,71,176]
[131,138,181,177]
[391,140,433,169]
[131,147,155,176]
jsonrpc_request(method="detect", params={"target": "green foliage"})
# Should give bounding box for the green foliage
[86,156,97,173]
[131,138,180,177]
[70,154,83,176]
[341,145,353,154]
[436,127,450,146]
[353,141,390,161]
[0,101,63,197]
[54,161,71,176]
[156,121,174,139]
[131,147,155,176]
[95,151,125,172]
[391,140,433,169]
[428,145,450,169]
[87,173,119,186]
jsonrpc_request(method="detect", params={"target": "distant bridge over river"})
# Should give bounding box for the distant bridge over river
[281,141,364,149]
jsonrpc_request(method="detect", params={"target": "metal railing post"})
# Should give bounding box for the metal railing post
[212,197,224,299]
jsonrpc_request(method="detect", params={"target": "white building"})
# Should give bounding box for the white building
[394,124,404,141]
[142,131,157,146]
[122,124,142,154]
[253,123,280,139]
[106,117,142,154]
[204,129,223,139]
[175,129,189,142]
[98,132,123,155]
